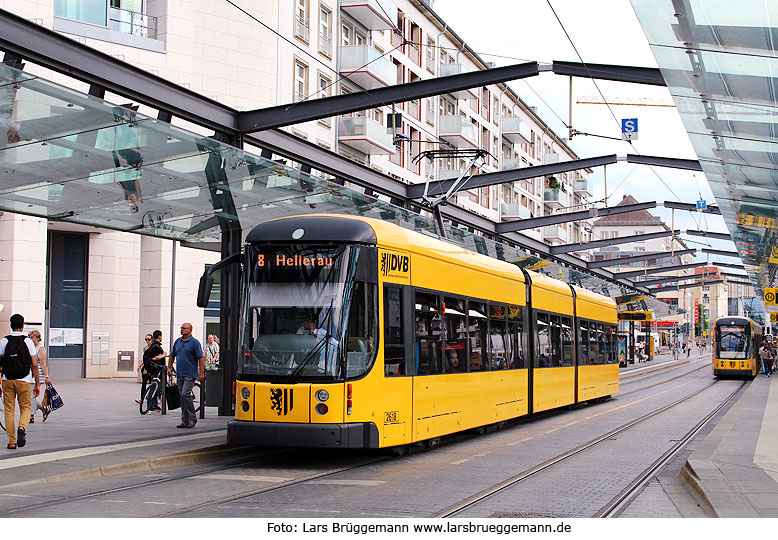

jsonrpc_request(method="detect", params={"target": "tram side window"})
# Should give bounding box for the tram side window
[507,304,525,369]
[415,292,443,375]
[536,312,550,368]
[580,321,589,366]
[549,315,562,367]
[607,325,617,363]
[589,323,600,364]
[488,304,509,370]
[444,297,467,373]
[561,317,574,366]
[384,285,406,376]
[468,300,489,371]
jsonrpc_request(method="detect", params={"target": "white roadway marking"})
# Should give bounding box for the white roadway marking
[0,431,221,471]
[450,459,470,465]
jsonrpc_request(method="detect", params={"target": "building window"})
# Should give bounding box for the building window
[319,5,332,57]
[317,73,332,126]
[295,0,310,42]
[426,37,436,73]
[56,0,108,26]
[56,0,158,38]
[294,60,308,102]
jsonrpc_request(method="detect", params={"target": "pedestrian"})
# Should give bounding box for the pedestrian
[687,340,691,357]
[205,334,220,371]
[760,342,772,377]
[0,314,40,449]
[27,330,51,423]
[167,322,204,428]
[140,330,166,412]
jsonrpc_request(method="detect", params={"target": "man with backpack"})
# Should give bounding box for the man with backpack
[0,314,40,449]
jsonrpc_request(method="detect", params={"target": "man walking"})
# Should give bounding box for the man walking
[0,314,40,449]
[167,322,204,428]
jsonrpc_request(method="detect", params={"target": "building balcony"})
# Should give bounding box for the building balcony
[294,16,310,41]
[574,178,593,197]
[339,46,396,89]
[542,153,561,165]
[319,33,333,57]
[340,0,397,30]
[438,115,478,149]
[108,6,157,39]
[543,188,567,209]
[501,158,522,171]
[542,225,567,243]
[338,116,396,155]
[501,203,531,220]
[501,116,531,145]
[439,64,478,100]
[439,168,465,181]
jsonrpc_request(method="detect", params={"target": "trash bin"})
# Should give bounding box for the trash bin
[205,370,223,407]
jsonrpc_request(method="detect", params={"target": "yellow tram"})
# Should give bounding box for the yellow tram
[713,316,762,378]
[227,215,619,449]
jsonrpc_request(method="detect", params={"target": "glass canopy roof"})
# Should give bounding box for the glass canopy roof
[0,62,675,316]
[632,0,778,311]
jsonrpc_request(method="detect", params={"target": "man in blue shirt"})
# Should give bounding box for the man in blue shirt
[167,322,205,428]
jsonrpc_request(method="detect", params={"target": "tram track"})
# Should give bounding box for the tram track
[431,377,746,518]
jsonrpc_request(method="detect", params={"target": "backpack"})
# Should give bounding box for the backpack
[1,335,32,380]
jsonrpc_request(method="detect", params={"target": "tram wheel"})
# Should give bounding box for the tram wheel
[390,445,409,457]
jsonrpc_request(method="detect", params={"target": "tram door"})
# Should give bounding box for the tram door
[381,283,413,446]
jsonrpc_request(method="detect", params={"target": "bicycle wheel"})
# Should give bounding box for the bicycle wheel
[140,381,158,415]
[192,380,201,413]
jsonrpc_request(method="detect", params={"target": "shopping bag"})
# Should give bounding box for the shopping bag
[165,378,181,410]
[45,383,64,411]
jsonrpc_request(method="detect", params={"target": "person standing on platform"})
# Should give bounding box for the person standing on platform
[0,314,40,449]
[167,322,204,428]
[27,330,51,423]
[205,334,220,371]
[141,330,166,412]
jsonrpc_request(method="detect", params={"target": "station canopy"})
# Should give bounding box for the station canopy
[632,0,778,309]
[0,62,676,316]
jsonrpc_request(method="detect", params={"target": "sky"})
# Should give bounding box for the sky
[432,0,740,267]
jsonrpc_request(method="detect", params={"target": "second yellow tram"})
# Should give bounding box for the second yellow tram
[227,215,619,448]
[713,316,762,378]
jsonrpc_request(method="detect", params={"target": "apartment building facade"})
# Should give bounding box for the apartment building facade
[0,0,594,377]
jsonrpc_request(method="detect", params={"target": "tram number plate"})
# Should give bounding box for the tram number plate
[729,361,736,368]
[384,411,398,423]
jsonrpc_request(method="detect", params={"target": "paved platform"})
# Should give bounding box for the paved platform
[0,378,242,491]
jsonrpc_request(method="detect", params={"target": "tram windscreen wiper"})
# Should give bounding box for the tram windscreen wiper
[286,300,336,383]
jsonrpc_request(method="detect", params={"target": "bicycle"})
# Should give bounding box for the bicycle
[139,363,165,415]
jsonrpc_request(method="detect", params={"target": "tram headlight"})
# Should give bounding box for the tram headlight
[315,389,330,402]
[241,400,250,412]
[315,403,329,415]
[241,387,251,400]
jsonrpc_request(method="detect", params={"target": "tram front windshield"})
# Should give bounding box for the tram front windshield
[716,325,749,359]
[241,244,377,382]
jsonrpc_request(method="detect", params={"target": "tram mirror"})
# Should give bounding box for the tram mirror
[197,273,214,308]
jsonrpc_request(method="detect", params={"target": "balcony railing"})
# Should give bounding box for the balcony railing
[294,16,310,41]
[108,7,157,39]
[439,64,478,100]
[542,225,566,243]
[574,178,593,197]
[338,116,396,155]
[501,158,522,171]
[501,203,531,220]
[319,33,332,57]
[502,116,531,145]
[543,188,567,208]
[438,115,478,149]
[341,0,397,30]
[339,46,396,89]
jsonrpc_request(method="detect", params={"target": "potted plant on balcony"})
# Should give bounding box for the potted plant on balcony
[546,176,566,192]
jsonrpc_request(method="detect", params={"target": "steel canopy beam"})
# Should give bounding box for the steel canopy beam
[552,61,666,86]
[239,62,540,132]
[495,201,657,234]
[631,274,713,287]
[550,229,679,255]
[626,155,703,171]
[408,155,618,199]
[727,280,754,287]
[702,247,741,258]
[712,261,746,269]
[684,229,732,241]
[587,248,696,269]
[613,261,707,279]
[650,279,723,293]
[664,201,721,215]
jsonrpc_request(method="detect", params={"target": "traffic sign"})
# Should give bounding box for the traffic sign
[696,199,707,212]
[621,118,638,141]
[770,245,778,264]
[770,312,778,323]
[765,288,778,306]
[617,310,652,321]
